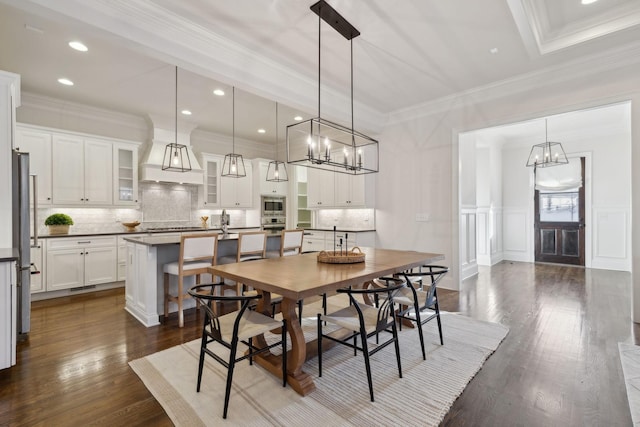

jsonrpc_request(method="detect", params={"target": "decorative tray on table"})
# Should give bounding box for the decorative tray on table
[317,247,365,264]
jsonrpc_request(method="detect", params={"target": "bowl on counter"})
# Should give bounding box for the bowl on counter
[122,221,141,232]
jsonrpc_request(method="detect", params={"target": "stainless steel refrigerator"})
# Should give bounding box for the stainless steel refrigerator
[12,151,32,336]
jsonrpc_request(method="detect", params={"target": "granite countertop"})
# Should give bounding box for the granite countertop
[35,226,263,239]
[0,248,19,262]
[124,232,280,247]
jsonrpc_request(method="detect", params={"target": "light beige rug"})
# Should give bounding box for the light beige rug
[130,311,508,426]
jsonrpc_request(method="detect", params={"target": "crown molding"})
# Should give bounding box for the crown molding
[20,92,148,133]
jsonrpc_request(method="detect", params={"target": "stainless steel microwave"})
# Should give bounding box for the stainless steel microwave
[262,196,285,215]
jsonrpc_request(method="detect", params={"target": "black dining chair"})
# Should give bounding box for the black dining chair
[317,278,405,402]
[382,265,448,360]
[188,283,287,419]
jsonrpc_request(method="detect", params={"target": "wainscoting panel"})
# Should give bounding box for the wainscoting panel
[461,208,478,279]
[591,207,630,271]
[477,207,504,266]
[502,208,531,262]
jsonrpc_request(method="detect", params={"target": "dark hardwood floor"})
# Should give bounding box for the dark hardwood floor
[0,261,636,426]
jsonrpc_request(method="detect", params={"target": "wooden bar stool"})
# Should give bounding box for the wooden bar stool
[163,233,219,327]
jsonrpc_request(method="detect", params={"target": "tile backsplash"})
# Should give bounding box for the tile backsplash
[35,182,248,235]
[316,209,375,230]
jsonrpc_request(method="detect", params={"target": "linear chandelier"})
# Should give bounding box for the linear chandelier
[162,66,192,172]
[286,0,379,175]
[526,119,569,168]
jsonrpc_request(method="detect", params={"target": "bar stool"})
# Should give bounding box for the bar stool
[266,229,304,258]
[163,233,219,328]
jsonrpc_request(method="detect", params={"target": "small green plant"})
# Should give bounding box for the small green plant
[44,213,74,226]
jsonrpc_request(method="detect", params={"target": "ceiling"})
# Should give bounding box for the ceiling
[1,0,639,144]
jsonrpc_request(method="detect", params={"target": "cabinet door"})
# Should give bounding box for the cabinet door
[220,175,237,207]
[84,246,117,285]
[307,167,334,207]
[235,164,253,207]
[16,128,52,205]
[335,173,365,207]
[46,248,84,290]
[52,134,85,205]
[84,139,113,205]
[113,144,138,205]
[202,157,221,207]
[259,162,287,196]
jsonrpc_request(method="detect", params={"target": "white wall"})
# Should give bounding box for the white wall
[0,71,19,248]
[379,62,640,293]
[499,107,631,271]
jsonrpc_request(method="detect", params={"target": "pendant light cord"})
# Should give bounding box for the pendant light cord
[175,66,178,148]
[351,39,354,140]
[232,86,235,154]
[318,9,321,119]
[275,102,279,161]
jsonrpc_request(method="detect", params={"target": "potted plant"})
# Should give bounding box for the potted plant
[44,213,74,235]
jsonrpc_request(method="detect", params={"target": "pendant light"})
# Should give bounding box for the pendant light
[221,87,246,177]
[525,119,569,168]
[266,102,288,182]
[162,66,192,172]
[285,0,379,175]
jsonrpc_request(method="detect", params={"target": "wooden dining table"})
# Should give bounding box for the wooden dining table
[208,246,444,396]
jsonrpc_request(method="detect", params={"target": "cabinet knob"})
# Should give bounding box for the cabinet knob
[47,197,51,200]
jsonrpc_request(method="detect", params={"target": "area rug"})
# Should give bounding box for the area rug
[619,342,640,425]
[130,311,508,426]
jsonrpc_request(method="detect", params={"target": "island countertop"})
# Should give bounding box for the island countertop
[123,232,280,247]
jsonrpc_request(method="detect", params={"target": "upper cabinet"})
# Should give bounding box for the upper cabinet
[201,154,222,208]
[307,167,374,208]
[52,135,113,205]
[255,160,288,196]
[307,167,335,207]
[113,143,139,206]
[15,127,52,205]
[220,162,253,208]
[18,124,140,207]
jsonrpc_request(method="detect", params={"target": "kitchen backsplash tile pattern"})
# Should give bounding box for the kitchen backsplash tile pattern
[316,209,375,230]
[35,182,247,235]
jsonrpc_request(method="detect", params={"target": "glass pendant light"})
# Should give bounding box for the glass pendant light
[266,102,288,182]
[222,87,246,177]
[526,119,569,168]
[162,66,192,172]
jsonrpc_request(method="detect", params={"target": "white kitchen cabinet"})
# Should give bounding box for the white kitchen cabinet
[221,162,253,208]
[201,154,221,208]
[117,236,128,281]
[301,230,326,253]
[46,236,117,291]
[15,126,52,205]
[256,161,288,196]
[306,167,334,208]
[334,173,366,207]
[113,143,139,206]
[52,135,113,205]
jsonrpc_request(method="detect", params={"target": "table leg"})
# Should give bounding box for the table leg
[252,294,316,396]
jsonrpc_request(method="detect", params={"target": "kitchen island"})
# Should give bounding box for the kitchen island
[123,233,281,327]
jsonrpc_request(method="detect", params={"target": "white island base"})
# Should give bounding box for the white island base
[124,233,281,327]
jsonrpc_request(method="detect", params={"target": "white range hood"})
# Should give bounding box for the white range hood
[140,117,203,185]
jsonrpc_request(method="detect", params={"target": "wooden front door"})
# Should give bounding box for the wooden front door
[534,157,585,266]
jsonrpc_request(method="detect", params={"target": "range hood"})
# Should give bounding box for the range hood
[140,116,203,185]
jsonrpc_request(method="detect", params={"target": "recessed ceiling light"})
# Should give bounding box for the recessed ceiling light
[581,0,598,4]
[213,89,225,96]
[294,116,303,121]
[181,110,192,115]
[489,47,499,54]
[258,129,266,134]
[68,41,88,52]
[57,78,74,86]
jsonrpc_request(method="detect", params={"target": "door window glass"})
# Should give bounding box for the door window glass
[539,192,579,222]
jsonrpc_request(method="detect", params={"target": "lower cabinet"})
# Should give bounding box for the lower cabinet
[117,236,127,281]
[301,230,376,253]
[46,236,117,291]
